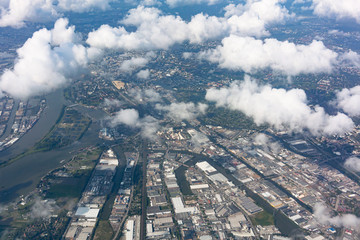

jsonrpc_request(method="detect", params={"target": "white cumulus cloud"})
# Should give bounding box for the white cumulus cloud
[335,86,360,116]
[165,0,220,8]
[140,0,161,6]
[31,198,58,219]
[312,0,360,23]
[0,18,99,99]
[87,1,291,51]
[224,0,292,37]
[136,69,150,79]
[128,88,162,103]
[87,6,226,50]
[57,0,114,12]
[0,0,57,28]
[314,203,360,228]
[199,35,338,76]
[156,102,208,121]
[344,157,360,172]
[340,50,360,68]
[205,76,354,135]
[254,133,281,153]
[0,0,115,28]
[120,57,149,73]
[110,108,139,127]
[109,108,159,140]
[103,98,123,108]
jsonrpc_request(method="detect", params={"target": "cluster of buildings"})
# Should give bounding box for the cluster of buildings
[144,145,279,240]
[201,125,360,239]
[152,118,360,239]
[122,215,141,240]
[64,149,118,240]
[193,161,263,239]
[145,152,174,239]
[0,98,45,150]
[110,152,138,232]
[0,97,14,136]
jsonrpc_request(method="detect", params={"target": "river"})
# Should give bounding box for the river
[0,90,107,204]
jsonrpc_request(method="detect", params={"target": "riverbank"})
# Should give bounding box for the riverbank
[0,90,66,163]
[0,90,108,204]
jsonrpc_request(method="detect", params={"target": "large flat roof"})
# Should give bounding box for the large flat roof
[196,161,217,174]
[75,207,100,219]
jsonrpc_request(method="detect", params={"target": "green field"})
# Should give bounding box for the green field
[45,173,91,199]
[175,89,206,103]
[45,148,101,200]
[199,105,265,130]
[93,220,114,240]
[35,108,91,151]
[251,211,274,226]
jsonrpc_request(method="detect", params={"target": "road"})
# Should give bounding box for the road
[139,143,147,240]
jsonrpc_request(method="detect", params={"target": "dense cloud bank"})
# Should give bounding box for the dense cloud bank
[199,36,338,76]
[0,0,359,139]
[205,76,354,135]
[0,18,100,99]
[0,0,115,28]
[87,0,291,50]
[312,0,360,23]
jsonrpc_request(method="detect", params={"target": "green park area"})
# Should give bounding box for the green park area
[45,147,101,200]
[35,107,91,151]
[200,105,265,130]
[251,211,275,226]
[93,220,114,240]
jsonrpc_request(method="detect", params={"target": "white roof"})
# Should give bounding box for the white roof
[290,214,302,221]
[100,158,118,166]
[171,197,197,214]
[107,149,115,158]
[199,235,212,240]
[96,165,117,171]
[166,183,179,189]
[215,194,222,203]
[154,217,173,225]
[240,178,253,183]
[232,231,255,237]
[228,212,246,228]
[146,231,169,237]
[148,163,160,169]
[305,236,325,240]
[190,184,209,190]
[208,173,228,183]
[172,197,184,210]
[77,227,94,240]
[196,161,217,174]
[262,192,271,198]
[146,223,153,233]
[75,207,100,219]
[65,226,77,238]
[125,220,134,240]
